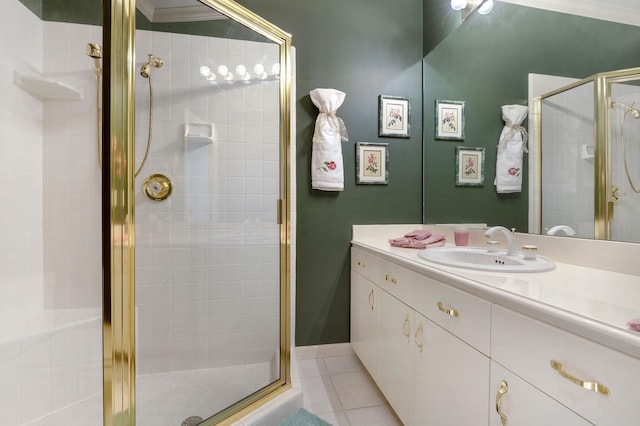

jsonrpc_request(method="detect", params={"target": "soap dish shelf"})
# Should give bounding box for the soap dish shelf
[184,122,214,144]
[14,71,83,101]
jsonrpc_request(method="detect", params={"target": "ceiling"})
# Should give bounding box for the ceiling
[498,0,640,27]
[137,0,225,23]
[138,0,640,27]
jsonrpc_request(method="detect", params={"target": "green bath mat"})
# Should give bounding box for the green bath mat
[277,408,332,426]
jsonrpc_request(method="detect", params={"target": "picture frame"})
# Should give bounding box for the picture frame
[378,95,410,138]
[455,147,484,186]
[356,142,389,184]
[435,100,465,140]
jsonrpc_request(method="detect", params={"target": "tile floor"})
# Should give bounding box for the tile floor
[295,344,402,426]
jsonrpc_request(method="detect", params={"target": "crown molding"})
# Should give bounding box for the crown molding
[137,0,226,23]
[498,0,640,27]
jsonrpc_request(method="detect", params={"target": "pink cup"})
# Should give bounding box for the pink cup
[454,229,469,246]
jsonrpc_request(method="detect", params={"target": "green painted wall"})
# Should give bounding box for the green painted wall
[423,2,640,232]
[233,0,424,346]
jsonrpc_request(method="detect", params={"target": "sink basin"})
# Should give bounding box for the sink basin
[417,247,555,273]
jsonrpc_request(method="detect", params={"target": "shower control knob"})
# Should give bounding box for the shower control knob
[143,173,173,201]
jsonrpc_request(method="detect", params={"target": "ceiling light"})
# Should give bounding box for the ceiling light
[450,0,468,11]
[478,0,494,15]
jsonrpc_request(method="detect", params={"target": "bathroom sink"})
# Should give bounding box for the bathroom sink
[417,247,555,273]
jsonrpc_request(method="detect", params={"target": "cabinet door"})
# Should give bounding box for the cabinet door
[490,362,593,426]
[377,290,414,426]
[414,312,490,426]
[350,270,377,378]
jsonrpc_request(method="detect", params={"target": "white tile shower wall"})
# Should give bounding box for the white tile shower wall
[42,21,103,309]
[0,0,44,328]
[0,317,102,426]
[134,30,282,374]
[610,83,640,243]
[529,73,595,237]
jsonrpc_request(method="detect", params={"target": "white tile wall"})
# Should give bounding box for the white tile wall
[133,29,283,374]
[42,21,103,309]
[0,0,44,329]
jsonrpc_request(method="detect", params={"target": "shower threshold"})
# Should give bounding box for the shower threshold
[24,362,273,426]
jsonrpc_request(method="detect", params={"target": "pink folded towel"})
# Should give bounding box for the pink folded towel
[628,318,640,332]
[404,230,432,240]
[388,232,446,249]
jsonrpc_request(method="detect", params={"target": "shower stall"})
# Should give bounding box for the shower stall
[1,0,293,425]
[529,67,640,243]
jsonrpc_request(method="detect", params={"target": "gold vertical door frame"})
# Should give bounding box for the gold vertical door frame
[593,74,610,240]
[103,0,136,425]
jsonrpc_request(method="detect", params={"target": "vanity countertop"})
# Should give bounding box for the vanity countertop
[352,225,640,360]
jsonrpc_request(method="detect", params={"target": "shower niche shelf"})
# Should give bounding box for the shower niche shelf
[184,122,214,144]
[14,71,84,101]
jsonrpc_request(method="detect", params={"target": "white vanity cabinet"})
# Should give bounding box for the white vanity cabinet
[350,271,378,380]
[376,289,415,425]
[492,305,640,426]
[351,247,491,425]
[414,312,490,425]
[489,362,593,426]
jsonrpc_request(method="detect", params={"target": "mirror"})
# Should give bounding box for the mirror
[423,0,640,242]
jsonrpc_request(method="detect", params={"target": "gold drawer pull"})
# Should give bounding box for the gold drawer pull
[369,289,375,310]
[357,260,366,268]
[437,301,459,317]
[402,315,410,342]
[496,380,508,426]
[550,360,610,396]
[385,274,397,285]
[414,322,424,353]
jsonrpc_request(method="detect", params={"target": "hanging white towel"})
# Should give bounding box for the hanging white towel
[495,105,528,193]
[310,88,349,191]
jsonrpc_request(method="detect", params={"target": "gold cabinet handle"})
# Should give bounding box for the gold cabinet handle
[385,274,398,285]
[414,322,424,353]
[550,360,610,396]
[437,301,459,317]
[496,380,508,426]
[369,289,374,310]
[402,314,411,342]
[357,260,366,268]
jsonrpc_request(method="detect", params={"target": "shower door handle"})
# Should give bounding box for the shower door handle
[277,199,284,224]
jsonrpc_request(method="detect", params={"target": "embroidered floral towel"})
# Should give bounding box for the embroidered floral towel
[495,105,528,193]
[310,88,349,191]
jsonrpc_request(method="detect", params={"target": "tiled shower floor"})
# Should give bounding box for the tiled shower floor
[25,362,273,426]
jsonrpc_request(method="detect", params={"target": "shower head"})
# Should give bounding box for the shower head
[140,54,164,78]
[612,101,640,119]
[86,43,103,76]
[86,43,102,59]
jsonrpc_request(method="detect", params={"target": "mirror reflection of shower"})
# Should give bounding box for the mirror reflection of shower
[86,43,103,168]
[85,45,163,176]
[612,101,640,194]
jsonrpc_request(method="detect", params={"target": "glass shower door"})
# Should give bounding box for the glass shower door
[133,1,288,424]
[609,80,640,243]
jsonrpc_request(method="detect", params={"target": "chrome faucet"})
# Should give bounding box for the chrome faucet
[484,226,518,256]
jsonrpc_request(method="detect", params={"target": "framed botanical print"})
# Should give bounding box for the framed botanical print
[455,146,484,186]
[379,95,410,138]
[436,100,465,141]
[356,142,389,184]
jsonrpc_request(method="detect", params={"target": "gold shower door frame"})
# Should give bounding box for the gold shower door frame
[103,1,292,425]
[534,66,640,240]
